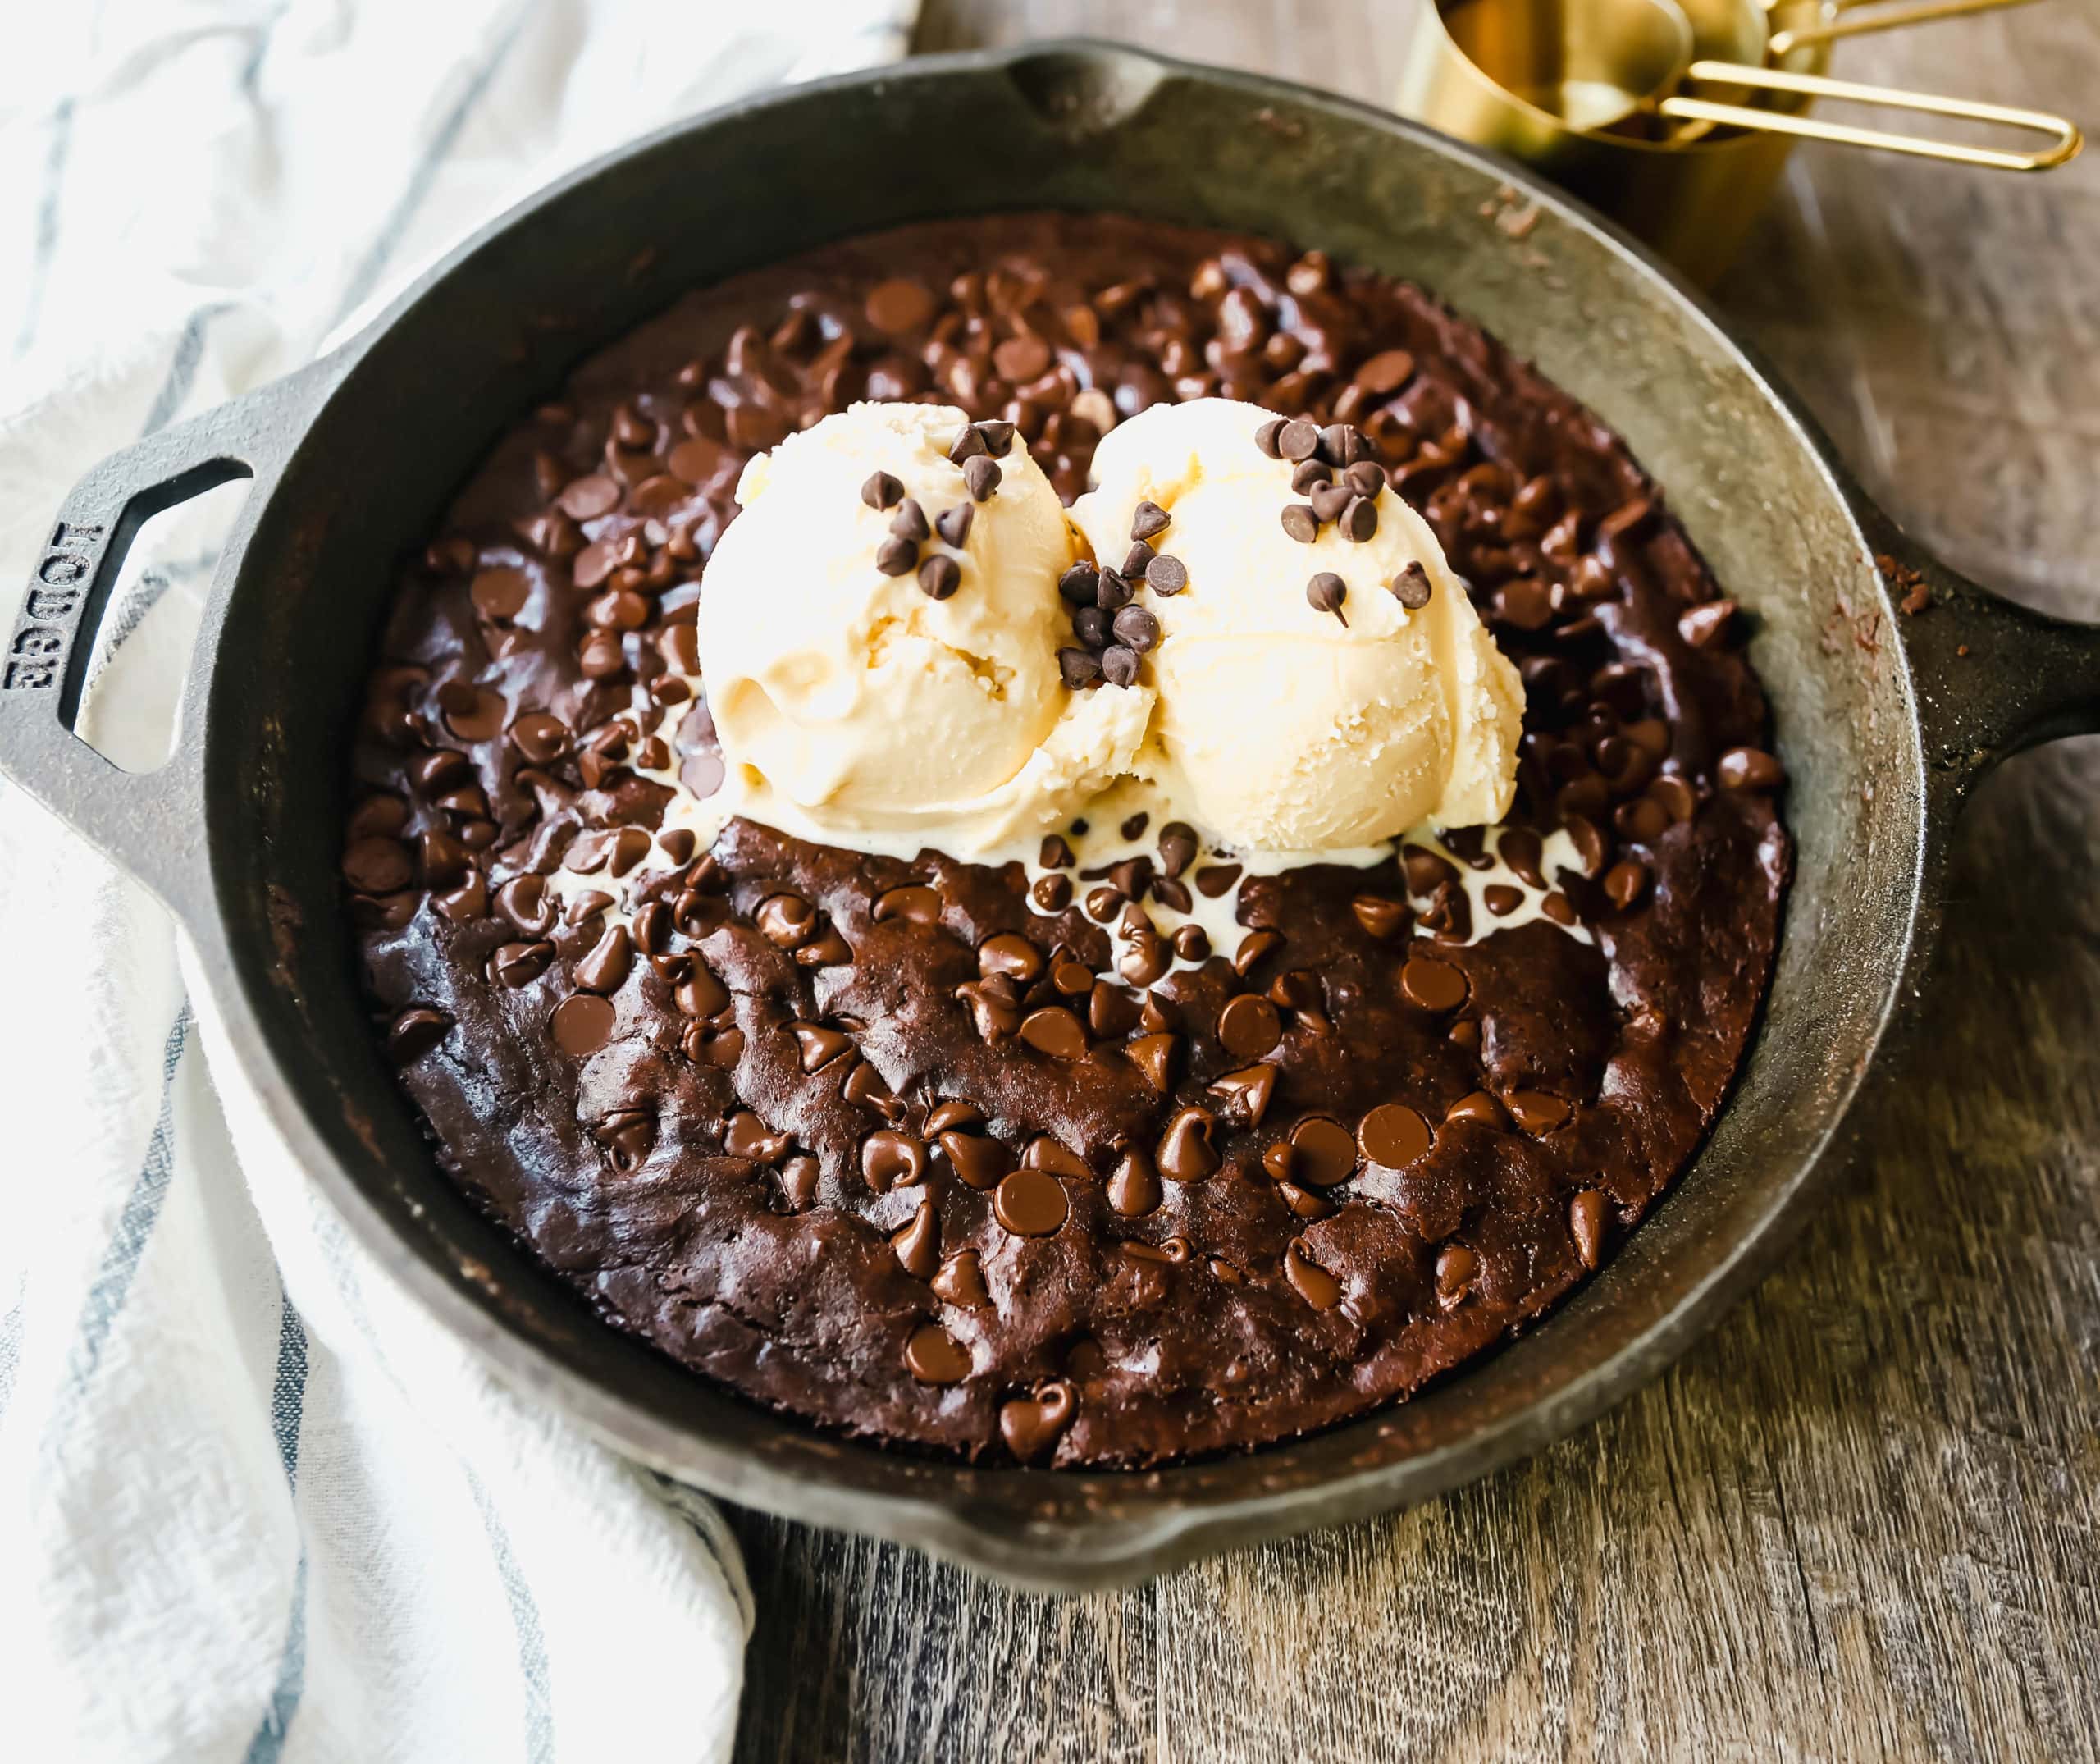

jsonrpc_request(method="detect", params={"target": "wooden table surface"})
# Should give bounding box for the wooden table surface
[730,5,2100,1758]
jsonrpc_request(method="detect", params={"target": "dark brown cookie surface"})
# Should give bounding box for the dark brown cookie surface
[344,214,1788,1468]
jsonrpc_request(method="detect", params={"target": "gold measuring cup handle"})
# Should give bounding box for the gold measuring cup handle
[1662,62,2084,168]
[1766,0,2045,60]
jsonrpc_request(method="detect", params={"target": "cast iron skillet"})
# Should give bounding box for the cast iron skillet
[4,42,2096,1589]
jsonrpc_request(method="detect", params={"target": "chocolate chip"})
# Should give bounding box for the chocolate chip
[925,1099,984,1137]
[889,497,930,542]
[1291,460,1332,494]
[1317,423,1363,468]
[939,1130,1012,1192]
[1274,1240,1338,1309]
[573,924,632,994]
[756,893,816,948]
[550,993,614,1058]
[1390,562,1432,608]
[1288,1116,1357,1187]
[1095,566,1133,612]
[1507,1090,1573,1136]
[861,1130,929,1192]
[1308,481,1351,523]
[1571,1188,1609,1269]
[1031,873,1072,912]
[1121,541,1155,579]
[1616,796,1669,843]
[1277,419,1320,461]
[1107,1149,1162,1217]
[962,455,1002,501]
[1254,417,1288,458]
[1058,560,1099,605]
[1125,1032,1177,1094]
[1339,496,1378,542]
[1019,1006,1087,1060]
[1678,600,1737,648]
[1194,863,1241,899]
[1108,605,1160,653]
[998,1381,1074,1462]
[861,471,904,510]
[1307,573,1348,622]
[1718,746,1784,791]
[1144,553,1187,595]
[1210,1063,1277,1127]
[975,419,1016,455]
[905,1322,970,1385]
[1101,646,1139,687]
[1130,500,1171,542]
[792,1022,853,1073]
[1233,928,1283,976]
[1281,505,1319,544]
[342,837,412,894]
[947,423,987,464]
[995,1167,1069,1236]
[1358,1103,1431,1169]
[892,1200,941,1280]
[1088,980,1142,1039]
[495,874,554,937]
[1604,857,1651,910]
[1217,994,1282,1060]
[875,535,918,576]
[1157,1106,1220,1183]
[917,554,960,600]
[387,1008,451,1063]
[1170,924,1208,962]
[1354,348,1416,393]
[1059,647,1102,689]
[932,1250,990,1308]
[1400,954,1468,1012]
[470,566,529,621]
[674,965,729,1017]
[1345,460,1386,499]
[935,503,975,548]
[1073,606,1109,647]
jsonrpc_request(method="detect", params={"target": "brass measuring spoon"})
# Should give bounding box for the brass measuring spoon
[1549,0,2081,167]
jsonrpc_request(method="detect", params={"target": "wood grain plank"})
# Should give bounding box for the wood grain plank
[730,3,2100,1759]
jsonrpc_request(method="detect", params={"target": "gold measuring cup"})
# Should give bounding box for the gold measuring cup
[1396,0,2084,283]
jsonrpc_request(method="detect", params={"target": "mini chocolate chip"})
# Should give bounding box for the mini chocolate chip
[962,455,1002,501]
[1059,647,1102,689]
[889,497,929,541]
[1340,496,1378,542]
[1277,419,1320,461]
[1110,605,1160,652]
[1307,573,1348,620]
[1390,562,1432,608]
[1058,561,1099,605]
[1718,746,1784,790]
[918,554,961,600]
[875,535,918,576]
[1254,417,1288,458]
[1101,646,1139,688]
[935,503,975,547]
[947,424,988,464]
[1144,553,1187,594]
[1131,500,1171,540]
[861,471,903,510]
[1281,505,1319,544]
[1308,481,1352,523]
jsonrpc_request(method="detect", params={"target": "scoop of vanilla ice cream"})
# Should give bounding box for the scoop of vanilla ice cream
[695,402,1153,856]
[1071,398,1523,850]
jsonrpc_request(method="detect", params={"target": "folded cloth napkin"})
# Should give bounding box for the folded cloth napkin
[0,3,915,1757]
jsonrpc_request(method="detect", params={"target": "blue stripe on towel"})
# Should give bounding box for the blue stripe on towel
[468,1468,555,1764]
[242,1293,313,1764]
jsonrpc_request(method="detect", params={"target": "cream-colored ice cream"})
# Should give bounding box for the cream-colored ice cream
[1070,398,1523,850]
[693,401,1153,856]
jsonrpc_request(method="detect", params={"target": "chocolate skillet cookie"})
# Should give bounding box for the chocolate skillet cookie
[344,213,1789,1468]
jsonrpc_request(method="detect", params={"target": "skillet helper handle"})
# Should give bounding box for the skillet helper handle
[1662,64,2083,170]
[0,368,325,920]
[1767,0,2044,58]
[1897,554,2100,808]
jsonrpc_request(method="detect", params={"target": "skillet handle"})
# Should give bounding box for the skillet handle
[0,366,330,921]
[1897,544,2100,803]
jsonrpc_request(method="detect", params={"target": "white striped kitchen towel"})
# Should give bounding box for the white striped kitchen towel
[0,2,915,1758]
